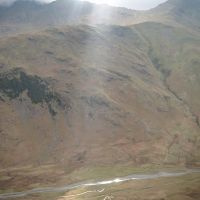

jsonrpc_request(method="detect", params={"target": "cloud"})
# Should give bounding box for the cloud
[0,0,54,6]
[83,0,167,10]
[123,0,167,10]
[0,0,15,5]
[0,0,168,10]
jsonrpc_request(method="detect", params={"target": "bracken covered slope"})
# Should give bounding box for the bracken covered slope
[0,0,200,174]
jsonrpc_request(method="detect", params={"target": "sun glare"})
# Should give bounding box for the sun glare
[80,0,119,7]
[80,0,168,10]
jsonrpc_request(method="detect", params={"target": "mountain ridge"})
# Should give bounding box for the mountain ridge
[0,0,200,194]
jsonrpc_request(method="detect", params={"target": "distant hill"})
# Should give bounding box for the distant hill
[153,0,200,28]
[0,0,139,37]
[0,0,92,24]
[1,0,200,37]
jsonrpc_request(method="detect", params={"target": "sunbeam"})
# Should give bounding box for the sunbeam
[80,0,167,10]
[1,0,200,200]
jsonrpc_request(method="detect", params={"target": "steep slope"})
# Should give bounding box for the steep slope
[0,0,92,24]
[0,0,200,192]
[0,0,139,37]
[135,21,200,128]
[1,0,200,38]
[152,0,200,30]
[0,24,199,170]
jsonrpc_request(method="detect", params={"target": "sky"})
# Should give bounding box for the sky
[0,0,168,10]
[80,0,168,10]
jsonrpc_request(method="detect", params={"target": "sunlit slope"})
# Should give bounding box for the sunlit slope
[0,0,140,37]
[0,24,199,169]
[135,22,200,129]
[1,0,200,38]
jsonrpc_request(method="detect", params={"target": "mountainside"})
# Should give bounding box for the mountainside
[1,0,200,38]
[0,0,92,24]
[0,0,139,37]
[0,0,200,195]
[153,0,200,29]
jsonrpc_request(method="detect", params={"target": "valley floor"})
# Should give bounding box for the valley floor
[57,172,200,200]
[0,166,199,200]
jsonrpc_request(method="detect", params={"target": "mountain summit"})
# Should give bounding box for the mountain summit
[0,0,91,24]
[154,0,200,28]
[0,0,138,37]
[1,0,200,37]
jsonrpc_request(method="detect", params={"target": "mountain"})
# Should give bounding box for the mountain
[152,0,200,29]
[0,0,200,195]
[0,0,93,24]
[0,0,139,37]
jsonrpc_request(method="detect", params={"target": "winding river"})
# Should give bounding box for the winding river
[0,169,199,199]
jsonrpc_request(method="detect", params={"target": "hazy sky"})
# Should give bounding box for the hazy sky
[81,0,168,10]
[0,0,168,10]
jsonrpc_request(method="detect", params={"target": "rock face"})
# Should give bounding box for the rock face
[0,0,200,171]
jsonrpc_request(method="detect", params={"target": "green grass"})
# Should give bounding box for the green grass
[58,173,200,200]
[68,165,188,182]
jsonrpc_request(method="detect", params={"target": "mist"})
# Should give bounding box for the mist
[0,0,53,6]
[0,0,168,10]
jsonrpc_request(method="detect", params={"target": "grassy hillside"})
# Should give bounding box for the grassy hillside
[0,24,199,170]
[135,22,200,127]
[0,0,200,195]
